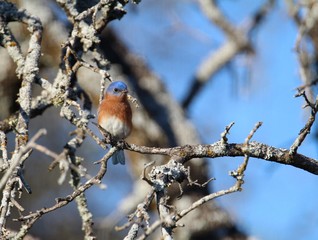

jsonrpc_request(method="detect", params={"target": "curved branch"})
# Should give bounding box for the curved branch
[122,141,318,175]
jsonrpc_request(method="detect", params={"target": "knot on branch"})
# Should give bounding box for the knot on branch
[146,160,188,192]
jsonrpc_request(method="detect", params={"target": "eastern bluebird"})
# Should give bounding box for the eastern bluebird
[97,81,132,165]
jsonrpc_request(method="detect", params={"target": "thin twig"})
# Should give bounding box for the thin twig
[245,121,263,144]
[290,92,318,156]
[0,129,47,192]
[220,122,235,144]
[136,152,251,240]
[14,147,115,238]
[121,190,155,240]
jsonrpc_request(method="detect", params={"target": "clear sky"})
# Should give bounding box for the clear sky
[99,1,318,239]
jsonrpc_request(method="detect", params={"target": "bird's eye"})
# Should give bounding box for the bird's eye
[114,88,119,93]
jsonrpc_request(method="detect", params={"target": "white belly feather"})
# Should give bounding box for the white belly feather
[99,116,131,139]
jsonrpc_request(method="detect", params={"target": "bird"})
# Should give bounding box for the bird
[97,81,132,165]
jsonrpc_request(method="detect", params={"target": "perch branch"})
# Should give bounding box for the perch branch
[122,141,318,175]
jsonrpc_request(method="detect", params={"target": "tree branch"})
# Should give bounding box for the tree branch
[13,147,115,239]
[182,0,275,108]
[123,140,318,175]
[290,91,318,155]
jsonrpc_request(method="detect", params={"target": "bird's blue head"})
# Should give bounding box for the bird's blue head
[106,81,128,96]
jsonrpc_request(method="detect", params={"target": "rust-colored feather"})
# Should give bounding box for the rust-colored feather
[97,93,132,139]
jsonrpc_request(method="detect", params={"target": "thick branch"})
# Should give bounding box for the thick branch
[122,141,318,175]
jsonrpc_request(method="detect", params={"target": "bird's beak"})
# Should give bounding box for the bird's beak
[119,89,128,97]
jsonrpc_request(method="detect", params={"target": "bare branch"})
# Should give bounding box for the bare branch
[0,131,9,172]
[86,121,318,175]
[245,121,263,144]
[136,140,251,240]
[290,91,318,155]
[0,129,46,192]
[0,129,46,233]
[122,190,155,240]
[122,139,318,175]
[182,0,274,108]
[220,122,235,144]
[14,147,115,239]
[297,78,318,91]
[133,121,259,239]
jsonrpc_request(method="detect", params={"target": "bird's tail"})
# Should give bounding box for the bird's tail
[112,150,125,165]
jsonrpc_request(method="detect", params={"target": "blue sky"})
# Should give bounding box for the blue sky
[97,1,318,239]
